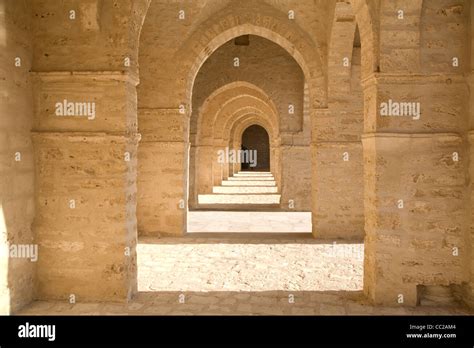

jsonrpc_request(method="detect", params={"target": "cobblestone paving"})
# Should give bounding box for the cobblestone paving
[17,236,473,315]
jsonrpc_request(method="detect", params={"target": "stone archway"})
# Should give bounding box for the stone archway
[137,1,325,237]
[188,81,281,209]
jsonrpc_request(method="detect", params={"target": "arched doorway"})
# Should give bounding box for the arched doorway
[241,125,270,172]
[131,0,372,313]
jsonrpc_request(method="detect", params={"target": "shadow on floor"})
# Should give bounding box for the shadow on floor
[139,234,364,245]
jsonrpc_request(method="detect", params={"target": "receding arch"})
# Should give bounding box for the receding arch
[328,1,358,101]
[176,11,326,108]
[134,0,380,235]
[226,111,278,145]
[213,98,277,135]
[348,0,380,78]
[224,112,281,187]
[194,82,280,143]
[190,81,280,206]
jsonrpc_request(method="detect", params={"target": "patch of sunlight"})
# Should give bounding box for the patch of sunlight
[0,2,6,47]
[0,202,11,314]
[187,211,312,233]
[137,238,363,293]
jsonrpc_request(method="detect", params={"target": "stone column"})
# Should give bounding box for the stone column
[195,145,214,193]
[137,108,188,236]
[212,142,225,186]
[361,74,468,306]
[188,141,198,210]
[270,142,282,188]
[465,131,474,307]
[280,133,312,212]
[311,107,364,239]
[32,71,139,301]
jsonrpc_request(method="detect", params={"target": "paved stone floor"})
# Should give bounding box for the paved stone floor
[138,236,363,292]
[17,235,473,315]
[187,211,312,233]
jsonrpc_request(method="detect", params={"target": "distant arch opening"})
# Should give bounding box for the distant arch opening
[241,125,270,172]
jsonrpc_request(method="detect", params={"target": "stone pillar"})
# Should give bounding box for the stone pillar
[280,146,311,211]
[212,143,224,186]
[222,148,230,180]
[312,141,364,239]
[466,0,474,309]
[271,143,282,188]
[464,131,474,307]
[0,0,36,313]
[311,107,364,239]
[32,71,139,301]
[195,145,214,193]
[235,141,242,173]
[280,133,312,212]
[137,108,187,236]
[188,142,198,210]
[361,74,468,306]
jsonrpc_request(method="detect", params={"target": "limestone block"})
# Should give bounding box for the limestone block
[362,133,468,306]
[32,72,138,134]
[280,146,311,211]
[363,74,468,133]
[32,132,139,301]
[137,142,186,237]
[311,141,364,239]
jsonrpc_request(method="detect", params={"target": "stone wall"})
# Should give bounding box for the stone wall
[0,0,36,314]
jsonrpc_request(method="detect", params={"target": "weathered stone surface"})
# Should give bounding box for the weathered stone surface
[362,133,467,306]
[0,0,36,314]
[33,132,139,301]
[1,0,473,313]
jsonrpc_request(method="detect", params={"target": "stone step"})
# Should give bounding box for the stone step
[198,194,281,205]
[228,176,275,181]
[234,172,273,177]
[221,180,276,187]
[213,186,279,194]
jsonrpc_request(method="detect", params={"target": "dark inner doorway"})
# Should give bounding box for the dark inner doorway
[241,125,270,171]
